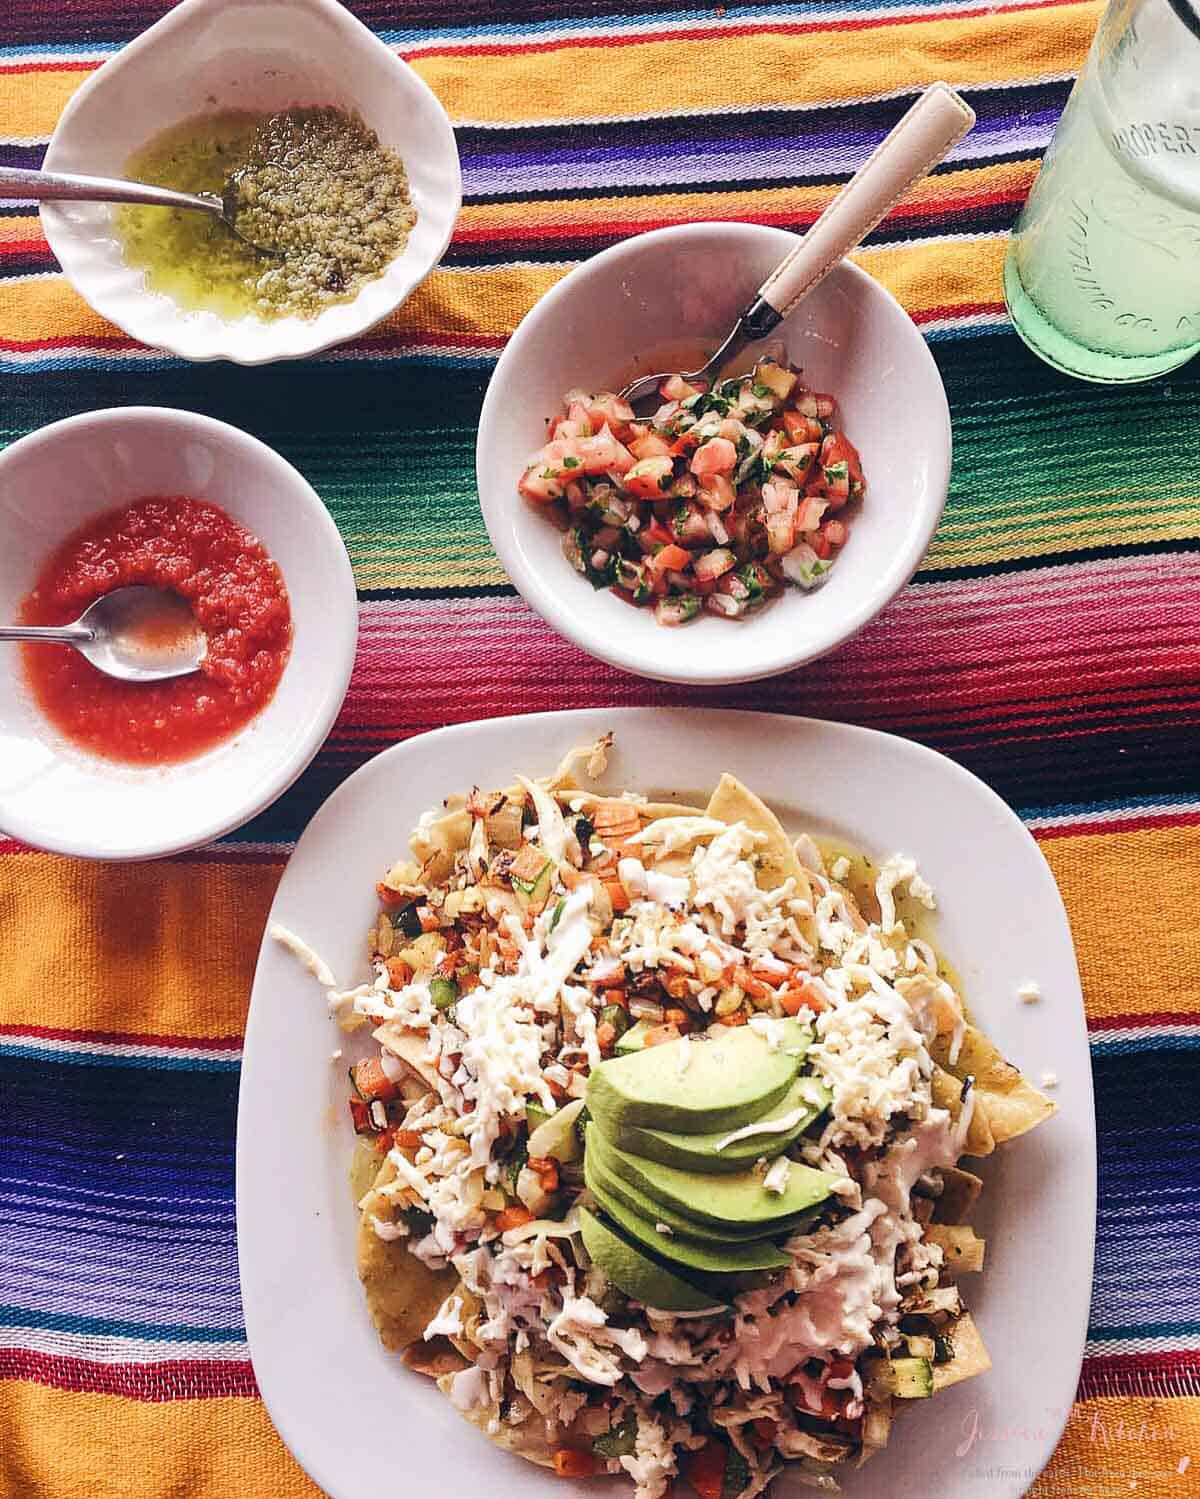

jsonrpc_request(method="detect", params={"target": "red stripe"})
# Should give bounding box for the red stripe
[397,0,1082,59]
[0,1349,258,1401]
[0,59,98,75]
[1034,809,1200,840]
[0,1022,242,1051]
[1079,1349,1200,1400]
[1087,1009,1200,1033]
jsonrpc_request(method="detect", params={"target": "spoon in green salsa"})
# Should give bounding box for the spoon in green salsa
[0,165,282,257]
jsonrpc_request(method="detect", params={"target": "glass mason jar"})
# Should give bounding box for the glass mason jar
[1004,0,1200,382]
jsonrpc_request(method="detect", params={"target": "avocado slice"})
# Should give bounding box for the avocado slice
[578,1207,726,1313]
[592,1129,834,1230]
[610,1075,832,1173]
[587,1020,811,1136]
[587,1176,791,1274]
[614,1018,656,1056]
[586,1129,817,1243]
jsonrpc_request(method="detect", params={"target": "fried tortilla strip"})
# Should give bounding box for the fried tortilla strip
[357,1158,458,1352]
[933,1024,1057,1146]
[706,775,820,950]
[931,1311,992,1393]
[374,1023,441,1091]
[934,1165,984,1224]
[402,1336,470,1378]
[924,1223,986,1274]
[931,1064,995,1157]
[435,1374,559,1469]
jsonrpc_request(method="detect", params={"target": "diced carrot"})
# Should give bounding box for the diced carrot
[663,1007,690,1029]
[417,906,440,932]
[352,1057,397,1103]
[602,985,628,1005]
[721,1008,749,1026]
[643,1024,683,1048]
[781,981,827,1016]
[605,880,631,913]
[733,965,772,1000]
[510,843,550,882]
[684,1438,727,1499]
[394,1129,423,1151]
[559,865,585,891]
[648,543,691,574]
[593,799,641,833]
[373,1128,395,1154]
[385,957,413,989]
[495,1205,535,1233]
[553,1448,598,1479]
[528,1155,560,1192]
[375,883,411,911]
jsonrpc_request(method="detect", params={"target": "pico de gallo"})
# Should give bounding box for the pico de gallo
[517,359,865,625]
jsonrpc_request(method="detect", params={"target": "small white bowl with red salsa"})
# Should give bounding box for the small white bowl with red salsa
[476,221,951,685]
[0,407,357,860]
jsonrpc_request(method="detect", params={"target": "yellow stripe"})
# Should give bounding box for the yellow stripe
[348,537,508,592]
[0,853,281,1039]
[0,1384,320,1499]
[0,4,1100,137]
[1041,824,1200,1022]
[0,238,1003,348]
[1033,1396,1200,1499]
[927,502,1200,570]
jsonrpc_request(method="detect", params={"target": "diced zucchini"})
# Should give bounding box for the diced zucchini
[890,1357,934,1399]
[599,1002,630,1039]
[526,1097,585,1163]
[430,977,458,1012]
[593,1418,637,1460]
[525,1101,553,1135]
[615,1018,655,1054]
[904,1333,937,1360]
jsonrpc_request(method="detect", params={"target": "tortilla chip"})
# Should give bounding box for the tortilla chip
[924,1223,986,1274]
[705,775,810,895]
[402,1336,470,1378]
[357,1159,458,1351]
[931,1064,996,1157]
[374,1023,441,1091]
[934,1165,983,1224]
[931,1311,992,1393]
[933,1024,1057,1146]
[435,1373,559,1468]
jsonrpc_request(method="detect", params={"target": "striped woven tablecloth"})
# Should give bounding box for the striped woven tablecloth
[3,1,1199,1496]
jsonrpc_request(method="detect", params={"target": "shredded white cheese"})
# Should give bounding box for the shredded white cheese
[1018,980,1043,1004]
[763,1156,791,1195]
[270,922,337,988]
[1041,1070,1059,1089]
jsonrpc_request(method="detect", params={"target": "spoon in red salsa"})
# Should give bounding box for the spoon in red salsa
[0,584,207,683]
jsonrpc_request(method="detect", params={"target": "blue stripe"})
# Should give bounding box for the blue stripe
[1019,790,1200,821]
[0,1303,243,1344]
[0,1043,239,1072]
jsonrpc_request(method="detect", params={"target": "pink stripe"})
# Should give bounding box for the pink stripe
[336,555,1200,754]
[0,1348,257,1400]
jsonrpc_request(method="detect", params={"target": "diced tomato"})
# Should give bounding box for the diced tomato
[689,436,737,478]
[783,409,823,444]
[385,958,413,989]
[394,1128,423,1152]
[648,543,691,575]
[661,373,704,401]
[684,1438,727,1499]
[762,479,799,516]
[810,531,833,560]
[641,519,675,548]
[821,430,863,487]
[629,431,674,461]
[604,879,631,913]
[822,519,848,548]
[750,1418,777,1450]
[376,882,411,911]
[349,1097,373,1135]
[623,456,675,498]
[696,474,736,511]
[495,1205,535,1232]
[584,392,636,436]
[575,425,636,476]
[518,463,564,504]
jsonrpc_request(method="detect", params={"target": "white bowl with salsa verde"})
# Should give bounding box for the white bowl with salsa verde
[39,0,461,365]
[0,408,357,860]
[476,222,951,686]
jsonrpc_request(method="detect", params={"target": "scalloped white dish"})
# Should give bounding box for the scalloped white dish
[40,0,461,365]
[239,708,1094,1499]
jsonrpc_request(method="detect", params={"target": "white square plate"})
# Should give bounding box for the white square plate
[238,708,1094,1499]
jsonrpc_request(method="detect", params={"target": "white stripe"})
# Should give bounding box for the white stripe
[0,1324,248,1365]
[1086,1332,1200,1357]
[0,1032,241,1063]
[1025,799,1200,832]
[1090,1023,1200,1046]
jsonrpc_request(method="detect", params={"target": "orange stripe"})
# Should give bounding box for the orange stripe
[0,1383,320,1499]
[1041,823,1200,1023]
[1032,1395,1200,1498]
[0,853,282,1040]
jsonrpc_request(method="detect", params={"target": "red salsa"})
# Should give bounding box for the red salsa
[20,496,292,765]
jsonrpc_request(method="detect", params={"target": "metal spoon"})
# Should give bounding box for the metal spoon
[619,83,976,410]
[0,165,282,257]
[1,586,208,683]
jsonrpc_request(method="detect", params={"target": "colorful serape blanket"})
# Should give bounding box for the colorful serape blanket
[2,1,1199,1495]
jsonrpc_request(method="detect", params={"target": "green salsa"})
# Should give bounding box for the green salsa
[116,106,416,321]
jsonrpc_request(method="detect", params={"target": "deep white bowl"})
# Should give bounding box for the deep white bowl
[0,408,358,860]
[40,0,461,365]
[476,222,951,686]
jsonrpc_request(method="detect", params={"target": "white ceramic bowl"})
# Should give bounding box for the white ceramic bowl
[40,0,461,365]
[0,408,358,860]
[476,223,951,686]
